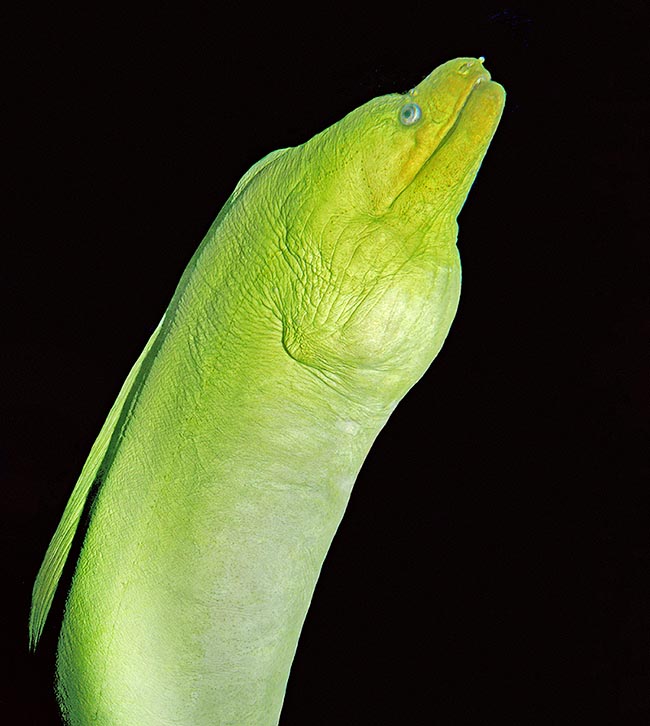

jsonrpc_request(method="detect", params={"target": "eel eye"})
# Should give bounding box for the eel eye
[399,102,422,126]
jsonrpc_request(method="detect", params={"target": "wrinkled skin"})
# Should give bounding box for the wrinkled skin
[31,57,504,725]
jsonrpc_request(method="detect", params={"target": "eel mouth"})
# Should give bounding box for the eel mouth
[387,57,505,213]
[408,69,504,196]
[430,74,491,157]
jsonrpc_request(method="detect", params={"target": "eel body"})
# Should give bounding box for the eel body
[30,57,505,725]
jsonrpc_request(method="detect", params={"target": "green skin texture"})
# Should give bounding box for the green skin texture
[30,57,505,725]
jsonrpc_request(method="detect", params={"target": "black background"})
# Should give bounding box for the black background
[4,4,647,724]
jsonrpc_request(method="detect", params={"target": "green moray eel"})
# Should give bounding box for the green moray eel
[30,57,505,725]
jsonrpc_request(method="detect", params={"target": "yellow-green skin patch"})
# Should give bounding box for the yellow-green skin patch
[30,57,505,725]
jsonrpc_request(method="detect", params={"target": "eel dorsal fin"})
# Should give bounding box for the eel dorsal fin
[29,317,164,650]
